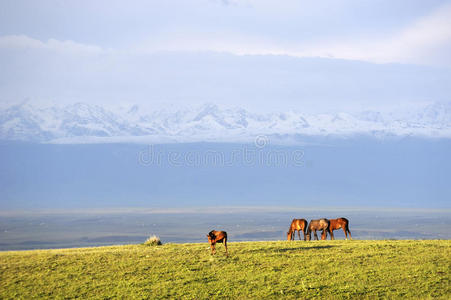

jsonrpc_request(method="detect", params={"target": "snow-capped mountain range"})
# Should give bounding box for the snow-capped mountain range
[1,102,451,143]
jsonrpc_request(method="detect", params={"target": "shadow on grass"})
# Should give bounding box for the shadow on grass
[243,245,335,253]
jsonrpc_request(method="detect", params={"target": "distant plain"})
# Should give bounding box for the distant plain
[1,207,449,250]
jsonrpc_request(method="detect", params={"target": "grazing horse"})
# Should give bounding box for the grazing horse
[287,219,308,241]
[206,230,228,256]
[329,218,352,240]
[306,219,330,241]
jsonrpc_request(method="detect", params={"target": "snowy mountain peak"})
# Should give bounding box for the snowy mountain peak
[0,102,450,143]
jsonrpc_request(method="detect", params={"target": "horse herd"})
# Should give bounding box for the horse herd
[207,217,351,255]
[287,217,352,241]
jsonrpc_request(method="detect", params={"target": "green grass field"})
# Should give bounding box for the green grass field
[1,240,450,299]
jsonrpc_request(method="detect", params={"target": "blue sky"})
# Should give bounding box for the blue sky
[1,0,451,112]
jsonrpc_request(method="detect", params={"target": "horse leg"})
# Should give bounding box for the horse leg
[302,229,306,241]
[224,238,228,256]
[314,230,319,240]
[210,244,216,255]
[342,227,348,240]
[329,229,334,240]
[297,230,301,241]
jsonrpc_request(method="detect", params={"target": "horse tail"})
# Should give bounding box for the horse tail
[305,224,312,240]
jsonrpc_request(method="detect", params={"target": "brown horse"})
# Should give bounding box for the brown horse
[287,219,308,241]
[329,218,352,240]
[206,230,228,256]
[306,219,330,241]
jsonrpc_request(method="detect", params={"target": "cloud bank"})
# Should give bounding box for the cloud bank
[0,0,450,114]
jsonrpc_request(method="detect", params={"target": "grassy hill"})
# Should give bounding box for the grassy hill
[1,240,450,299]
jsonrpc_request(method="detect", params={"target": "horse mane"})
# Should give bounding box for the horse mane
[286,219,292,233]
[208,231,216,239]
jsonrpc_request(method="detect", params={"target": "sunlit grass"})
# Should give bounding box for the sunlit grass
[1,240,450,299]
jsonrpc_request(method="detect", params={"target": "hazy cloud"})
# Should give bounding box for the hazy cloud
[0,0,450,112]
[0,35,104,55]
[129,2,451,66]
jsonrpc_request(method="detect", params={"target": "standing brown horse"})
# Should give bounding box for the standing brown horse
[306,219,330,241]
[329,218,352,240]
[206,230,228,256]
[287,219,308,241]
